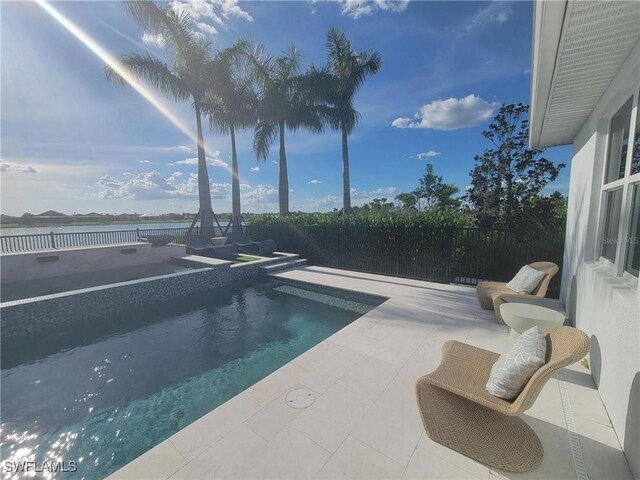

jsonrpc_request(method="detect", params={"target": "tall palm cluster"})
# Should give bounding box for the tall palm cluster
[105,2,381,229]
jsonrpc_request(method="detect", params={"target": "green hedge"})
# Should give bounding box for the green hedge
[247,211,471,228]
[246,214,565,298]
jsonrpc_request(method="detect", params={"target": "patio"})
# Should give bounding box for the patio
[110,266,632,480]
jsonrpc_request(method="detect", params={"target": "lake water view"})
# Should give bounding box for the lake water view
[0,222,216,237]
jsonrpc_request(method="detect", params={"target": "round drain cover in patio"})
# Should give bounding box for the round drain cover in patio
[286,388,315,409]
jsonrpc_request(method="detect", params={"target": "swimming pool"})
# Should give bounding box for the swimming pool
[0,278,384,479]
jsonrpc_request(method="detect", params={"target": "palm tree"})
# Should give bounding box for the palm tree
[249,44,324,215]
[324,28,382,214]
[202,42,257,232]
[105,2,217,230]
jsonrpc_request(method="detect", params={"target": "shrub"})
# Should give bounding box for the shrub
[247,210,472,228]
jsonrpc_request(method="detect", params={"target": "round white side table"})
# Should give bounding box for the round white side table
[500,303,566,345]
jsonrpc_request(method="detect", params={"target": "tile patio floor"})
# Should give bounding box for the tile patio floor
[110,266,633,480]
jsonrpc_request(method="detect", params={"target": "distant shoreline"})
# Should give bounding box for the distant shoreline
[0,219,231,229]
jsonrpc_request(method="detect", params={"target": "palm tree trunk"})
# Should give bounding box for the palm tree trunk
[194,101,214,230]
[278,121,289,216]
[230,124,242,232]
[341,125,352,214]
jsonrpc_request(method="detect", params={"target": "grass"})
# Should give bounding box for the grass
[235,254,261,262]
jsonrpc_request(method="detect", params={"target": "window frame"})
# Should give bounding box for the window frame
[623,184,640,279]
[598,84,640,281]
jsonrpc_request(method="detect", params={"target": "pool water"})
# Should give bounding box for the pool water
[0,278,384,479]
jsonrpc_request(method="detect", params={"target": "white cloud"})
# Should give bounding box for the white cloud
[97,170,222,201]
[141,32,164,47]
[0,159,38,173]
[351,186,397,198]
[169,152,229,169]
[196,22,218,35]
[98,175,125,188]
[167,171,184,182]
[459,2,512,36]
[308,179,322,185]
[218,0,253,21]
[139,145,191,153]
[138,159,151,164]
[295,194,339,212]
[97,175,129,198]
[241,184,278,206]
[392,94,499,131]
[170,0,253,35]
[417,151,441,159]
[171,0,218,21]
[250,166,260,172]
[94,170,278,213]
[338,0,409,19]
[271,161,278,165]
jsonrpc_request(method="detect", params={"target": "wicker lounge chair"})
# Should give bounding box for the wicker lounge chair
[184,235,238,261]
[415,326,590,472]
[476,262,559,324]
[226,231,277,256]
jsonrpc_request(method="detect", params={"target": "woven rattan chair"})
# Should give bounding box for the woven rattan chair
[415,326,590,472]
[476,262,559,324]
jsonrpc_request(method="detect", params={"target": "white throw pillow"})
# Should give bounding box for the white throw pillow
[486,326,547,400]
[506,265,547,294]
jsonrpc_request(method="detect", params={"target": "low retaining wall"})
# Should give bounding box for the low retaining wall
[0,262,264,340]
[1,243,185,284]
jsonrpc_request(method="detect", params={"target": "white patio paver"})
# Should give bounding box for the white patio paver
[110,266,634,480]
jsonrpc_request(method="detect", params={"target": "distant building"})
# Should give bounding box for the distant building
[73,212,108,222]
[114,213,140,222]
[0,214,19,225]
[20,211,71,225]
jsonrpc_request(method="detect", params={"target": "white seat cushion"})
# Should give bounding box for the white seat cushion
[486,326,547,400]
[506,265,547,294]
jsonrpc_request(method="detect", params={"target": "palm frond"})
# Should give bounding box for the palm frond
[201,94,230,134]
[286,106,324,134]
[253,121,278,161]
[323,28,381,133]
[244,41,274,87]
[202,40,258,135]
[105,53,190,102]
[125,1,199,71]
[326,27,351,74]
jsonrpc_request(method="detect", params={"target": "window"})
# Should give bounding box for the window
[625,185,640,276]
[605,98,633,184]
[631,108,640,176]
[602,189,623,262]
[599,87,640,278]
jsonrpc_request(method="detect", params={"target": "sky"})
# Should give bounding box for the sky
[0,0,572,216]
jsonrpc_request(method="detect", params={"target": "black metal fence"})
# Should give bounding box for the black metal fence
[0,224,565,297]
[246,224,565,297]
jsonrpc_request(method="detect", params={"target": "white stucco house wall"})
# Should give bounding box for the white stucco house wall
[530,1,640,478]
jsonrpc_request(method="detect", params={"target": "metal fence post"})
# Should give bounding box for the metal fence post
[50,231,56,249]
